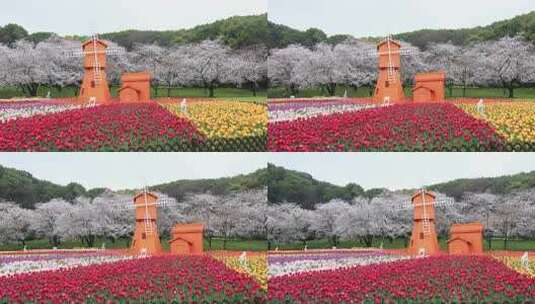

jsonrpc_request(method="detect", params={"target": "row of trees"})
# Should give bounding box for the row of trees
[268,36,535,98]
[263,190,535,250]
[2,187,534,251]
[0,36,267,97]
[0,189,267,250]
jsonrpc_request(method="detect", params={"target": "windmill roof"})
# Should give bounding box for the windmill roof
[81,39,109,48]
[411,190,436,200]
[377,39,401,49]
[133,191,158,201]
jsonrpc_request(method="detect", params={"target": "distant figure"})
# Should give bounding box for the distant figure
[521,252,529,270]
[101,243,106,250]
[23,245,27,252]
[476,99,486,118]
[343,89,348,98]
[140,248,148,257]
[239,251,248,268]
[180,98,188,114]
[332,246,337,250]
[53,247,58,251]
[304,245,308,251]
[89,96,96,104]
[290,96,295,99]
[383,96,391,105]
[46,91,51,99]
[379,242,384,250]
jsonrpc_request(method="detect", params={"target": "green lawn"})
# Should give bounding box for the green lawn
[273,238,535,252]
[268,85,535,100]
[0,85,267,103]
[0,237,267,252]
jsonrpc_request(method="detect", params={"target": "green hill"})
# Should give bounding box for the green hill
[0,164,267,209]
[267,11,535,49]
[150,168,267,201]
[394,11,535,49]
[267,164,535,207]
[0,165,104,209]
[0,14,269,50]
[428,171,535,200]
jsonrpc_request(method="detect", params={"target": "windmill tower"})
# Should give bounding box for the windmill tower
[65,34,124,103]
[389,189,455,256]
[373,36,406,103]
[408,190,440,256]
[131,188,163,255]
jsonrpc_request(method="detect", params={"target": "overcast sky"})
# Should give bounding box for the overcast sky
[269,153,535,190]
[0,153,267,190]
[0,0,267,36]
[269,0,535,37]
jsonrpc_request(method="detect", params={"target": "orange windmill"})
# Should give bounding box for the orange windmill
[65,34,124,104]
[389,189,455,256]
[130,189,163,255]
[373,37,406,103]
[407,190,442,256]
[357,36,415,103]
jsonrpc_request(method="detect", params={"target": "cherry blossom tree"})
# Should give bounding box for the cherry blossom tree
[180,40,232,97]
[474,36,535,98]
[268,44,312,96]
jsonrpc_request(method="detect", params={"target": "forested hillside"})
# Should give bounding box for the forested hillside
[4,11,533,50]
[0,165,267,209]
[268,11,535,49]
[0,14,269,49]
[267,164,535,207]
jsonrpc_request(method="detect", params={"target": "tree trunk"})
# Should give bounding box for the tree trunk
[504,236,508,251]
[208,236,212,249]
[507,87,514,98]
[252,82,257,97]
[267,240,272,251]
[167,85,172,97]
[208,85,215,98]
[327,83,337,96]
[223,237,227,250]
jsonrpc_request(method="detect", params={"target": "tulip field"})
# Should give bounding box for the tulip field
[0,250,266,303]
[456,101,535,151]
[0,99,267,152]
[267,249,535,303]
[162,99,267,151]
[268,98,535,152]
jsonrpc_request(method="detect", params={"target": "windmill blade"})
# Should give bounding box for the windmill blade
[387,197,457,212]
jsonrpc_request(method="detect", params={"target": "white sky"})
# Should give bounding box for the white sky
[0,0,267,36]
[0,153,267,190]
[269,0,535,37]
[269,153,535,191]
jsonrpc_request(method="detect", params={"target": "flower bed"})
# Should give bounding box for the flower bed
[0,252,132,277]
[212,251,268,289]
[268,250,408,277]
[457,102,535,151]
[268,255,535,303]
[0,99,91,123]
[0,103,205,151]
[163,101,267,139]
[0,255,264,303]
[269,99,378,122]
[268,103,506,152]
[493,254,535,277]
